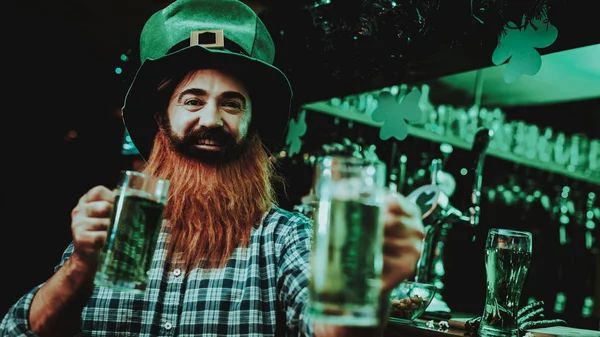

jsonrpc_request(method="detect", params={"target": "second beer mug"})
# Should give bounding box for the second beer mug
[308,155,387,326]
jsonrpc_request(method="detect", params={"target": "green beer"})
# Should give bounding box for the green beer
[308,155,387,326]
[309,199,384,326]
[480,248,532,336]
[95,193,166,293]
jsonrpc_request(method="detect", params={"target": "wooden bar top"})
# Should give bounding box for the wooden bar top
[385,319,472,337]
[383,316,600,337]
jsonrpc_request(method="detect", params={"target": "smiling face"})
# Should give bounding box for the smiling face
[164,68,252,162]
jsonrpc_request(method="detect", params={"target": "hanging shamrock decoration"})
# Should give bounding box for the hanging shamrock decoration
[285,109,308,157]
[492,12,559,83]
[371,89,423,141]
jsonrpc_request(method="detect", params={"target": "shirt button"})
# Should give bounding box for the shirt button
[164,322,173,330]
[173,268,182,277]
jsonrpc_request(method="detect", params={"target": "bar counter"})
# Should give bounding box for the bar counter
[383,316,600,337]
[385,319,470,337]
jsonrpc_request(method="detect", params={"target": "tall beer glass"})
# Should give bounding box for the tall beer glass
[479,228,533,337]
[308,155,387,326]
[95,170,170,294]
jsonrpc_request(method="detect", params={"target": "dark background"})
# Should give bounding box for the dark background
[3,0,599,330]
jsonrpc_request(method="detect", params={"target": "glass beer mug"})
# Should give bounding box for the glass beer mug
[308,155,387,326]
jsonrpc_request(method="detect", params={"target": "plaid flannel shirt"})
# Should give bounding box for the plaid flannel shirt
[1,205,314,337]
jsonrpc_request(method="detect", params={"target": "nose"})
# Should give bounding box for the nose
[196,101,223,128]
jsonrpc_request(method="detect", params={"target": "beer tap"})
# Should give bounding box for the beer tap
[410,161,462,317]
[410,127,493,317]
[469,128,494,226]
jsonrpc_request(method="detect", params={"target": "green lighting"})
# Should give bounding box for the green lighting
[115,67,123,74]
[120,54,129,62]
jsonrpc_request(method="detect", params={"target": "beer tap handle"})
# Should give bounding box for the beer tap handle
[388,142,400,193]
[398,154,408,194]
[469,128,493,226]
[430,158,442,185]
[584,192,596,251]
[558,186,572,246]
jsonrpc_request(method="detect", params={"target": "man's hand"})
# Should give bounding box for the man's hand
[70,185,116,270]
[381,192,425,294]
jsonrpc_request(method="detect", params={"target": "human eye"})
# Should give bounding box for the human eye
[184,98,204,107]
[221,100,244,113]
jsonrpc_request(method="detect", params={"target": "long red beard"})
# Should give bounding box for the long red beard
[141,129,280,269]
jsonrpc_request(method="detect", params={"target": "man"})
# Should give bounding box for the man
[0,0,425,336]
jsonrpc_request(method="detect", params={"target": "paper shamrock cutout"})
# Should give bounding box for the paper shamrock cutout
[371,89,423,141]
[492,14,558,83]
[285,109,308,157]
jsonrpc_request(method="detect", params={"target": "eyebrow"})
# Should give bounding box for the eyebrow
[177,88,247,106]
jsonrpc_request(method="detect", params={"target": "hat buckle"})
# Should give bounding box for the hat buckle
[190,30,225,49]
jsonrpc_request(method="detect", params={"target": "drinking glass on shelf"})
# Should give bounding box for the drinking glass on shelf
[478,228,533,337]
[553,132,570,166]
[536,127,554,163]
[588,139,600,176]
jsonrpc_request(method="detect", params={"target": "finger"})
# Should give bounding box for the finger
[382,237,423,256]
[79,186,116,205]
[382,255,419,274]
[85,218,111,232]
[383,216,405,237]
[83,200,114,218]
[383,214,408,230]
[76,231,108,250]
[385,192,421,218]
[384,215,425,239]
[73,218,111,235]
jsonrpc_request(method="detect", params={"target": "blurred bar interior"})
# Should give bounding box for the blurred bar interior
[271,44,600,330]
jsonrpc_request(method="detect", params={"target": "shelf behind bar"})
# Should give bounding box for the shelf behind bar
[303,101,600,186]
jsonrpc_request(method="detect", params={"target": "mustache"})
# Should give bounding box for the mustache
[181,127,236,147]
